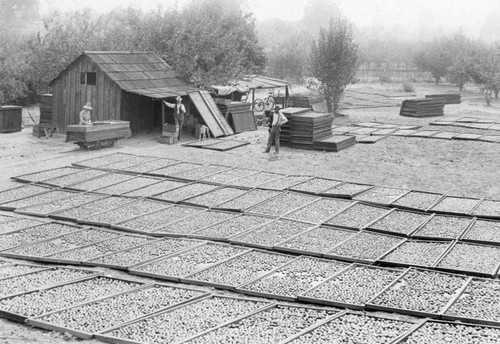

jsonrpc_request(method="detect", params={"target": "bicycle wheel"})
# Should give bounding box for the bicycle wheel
[254,98,265,112]
[264,96,275,111]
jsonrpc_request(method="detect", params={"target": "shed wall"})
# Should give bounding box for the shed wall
[52,56,121,133]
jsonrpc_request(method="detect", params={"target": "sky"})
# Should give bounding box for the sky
[39,0,500,37]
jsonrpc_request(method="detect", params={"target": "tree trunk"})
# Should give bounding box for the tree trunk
[324,89,333,113]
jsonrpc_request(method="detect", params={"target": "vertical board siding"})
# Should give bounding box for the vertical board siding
[52,55,163,134]
[53,56,122,133]
[103,76,108,119]
[69,59,75,126]
[97,69,104,121]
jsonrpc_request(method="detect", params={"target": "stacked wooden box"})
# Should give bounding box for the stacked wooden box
[39,94,53,124]
[425,94,461,104]
[314,135,356,152]
[291,111,334,150]
[0,106,22,133]
[216,101,255,133]
[33,94,57,137]
[66,121,131,143]
[280,108,310,146]
[400,98,445,117]
[292,94,325,109]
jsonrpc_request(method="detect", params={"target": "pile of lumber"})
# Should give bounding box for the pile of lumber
[39,94,53,124]
[291,94,326,111]
[216,101,255,133]
[291,111,334,150]
[400,98,445,117]
[425,94,461,104]
[280,108,310,146]
[66,121,131,143]
[33,94,58,137]
[314,135,356,152]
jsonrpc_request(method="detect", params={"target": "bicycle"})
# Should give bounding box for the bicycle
[253,92,275,112]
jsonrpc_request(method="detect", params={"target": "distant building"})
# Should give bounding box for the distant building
[50,51,198,134]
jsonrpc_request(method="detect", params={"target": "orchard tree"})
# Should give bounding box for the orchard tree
[446,33,477,92]
[0,29,29,104]
[467,45,500,105]
[268,32,310,82]
[309,16,359,114]
[414,38,452,85]
[161,0,265,86]
[0,1,266,103]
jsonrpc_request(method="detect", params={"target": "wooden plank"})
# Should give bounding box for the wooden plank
[98,70,105,122]
[90,63,97,123]
[53,83,60,130]
[115,86,121,121]
[80,59,86,120]
[200,90,233,135]
[231,111,256,133]
[59,78,64,131]
[76,61,83,121]
[69,60,76,127]
[63,71,69,130]
[107,77,113,120]
[188,91,225,137]
[103,75,110,120]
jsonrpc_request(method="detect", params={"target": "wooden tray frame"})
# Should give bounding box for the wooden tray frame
[365,267,471,319]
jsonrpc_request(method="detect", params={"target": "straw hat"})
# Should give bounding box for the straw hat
[83,102,92,110]
[175,96,182,101]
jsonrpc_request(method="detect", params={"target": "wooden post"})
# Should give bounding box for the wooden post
[285,86,289,108]
[251,89,255,110]
[161,100,165,136]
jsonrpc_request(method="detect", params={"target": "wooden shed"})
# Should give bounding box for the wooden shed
[50,51,199,135]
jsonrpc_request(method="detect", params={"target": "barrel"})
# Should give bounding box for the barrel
[0,106,22,133]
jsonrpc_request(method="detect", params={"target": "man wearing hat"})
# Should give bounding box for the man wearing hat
[79,102,93,126]
[163,96,186,140]
[264,105,288,154]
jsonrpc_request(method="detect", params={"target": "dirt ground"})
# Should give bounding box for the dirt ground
[0,82,499,343]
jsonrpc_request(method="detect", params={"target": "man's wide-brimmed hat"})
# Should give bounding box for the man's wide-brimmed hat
[175,96,182,101]
[83,102,92,110]
[274,105,280,110]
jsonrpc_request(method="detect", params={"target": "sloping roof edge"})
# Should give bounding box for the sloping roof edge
[49,51,193,99]
[236,75,290,89]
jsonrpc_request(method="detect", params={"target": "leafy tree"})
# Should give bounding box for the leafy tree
[0,29,29,104]
[160,0,265,86]
[267,32,310,82]
[445,33,478,92]
[0,1,266,103]
[309,16,359,114]
[413,38,452,85]
[467,45,500,104]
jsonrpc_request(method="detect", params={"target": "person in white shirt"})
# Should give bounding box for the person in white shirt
[264,105,288,154]
[163,96,186,140]
[79,102,93,126]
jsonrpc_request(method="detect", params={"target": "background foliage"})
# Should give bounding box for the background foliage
[0,0,266,104]
[0,0,498,106]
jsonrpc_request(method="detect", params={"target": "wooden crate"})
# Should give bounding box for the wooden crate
[0,106,22,133]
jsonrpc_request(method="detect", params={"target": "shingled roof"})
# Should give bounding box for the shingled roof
[236,75,290,89]
[50,51,198,98]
